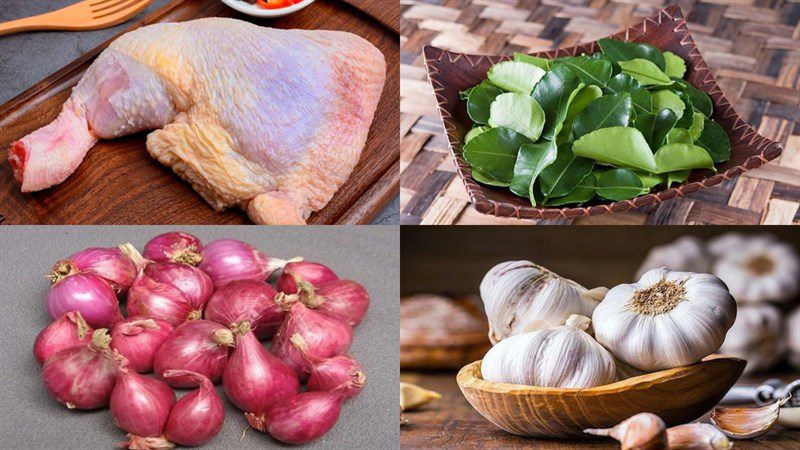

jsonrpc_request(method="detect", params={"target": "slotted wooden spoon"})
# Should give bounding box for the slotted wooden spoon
[0,0,152,36]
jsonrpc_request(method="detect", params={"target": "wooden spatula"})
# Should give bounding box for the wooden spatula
[0,0,153,36]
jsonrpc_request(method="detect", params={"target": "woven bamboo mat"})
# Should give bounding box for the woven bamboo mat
[400,0,800,225]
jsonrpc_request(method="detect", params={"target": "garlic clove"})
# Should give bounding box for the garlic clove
[666,423,732,449]
[584,412,667,450]
[709,398,787,439]
[778,406,800,429]
[400,382,441,412]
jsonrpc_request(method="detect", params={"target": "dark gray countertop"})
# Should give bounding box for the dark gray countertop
[0,0,399,224]
[0,226,400,449]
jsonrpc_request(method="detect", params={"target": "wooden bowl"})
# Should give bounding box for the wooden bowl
[423,5,783,220]
[456,354,745,438]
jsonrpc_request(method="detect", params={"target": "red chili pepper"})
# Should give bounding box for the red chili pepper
[255,0,302,9]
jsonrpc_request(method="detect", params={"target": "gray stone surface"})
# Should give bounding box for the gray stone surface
[0,1,399,224]
[0,226,400,449]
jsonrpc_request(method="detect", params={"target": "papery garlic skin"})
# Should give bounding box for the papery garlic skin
[719,304,784,375]
[481,315,616,388]
[593,268,736,372]
[636,236,710,279]
[712,236,799,303]
[480,261,595,344]
[787,306,800,369]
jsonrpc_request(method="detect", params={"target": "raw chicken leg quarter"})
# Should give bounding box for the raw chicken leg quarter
[8,18,386,225]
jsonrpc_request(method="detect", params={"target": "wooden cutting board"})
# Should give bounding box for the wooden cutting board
[0,0,398,224]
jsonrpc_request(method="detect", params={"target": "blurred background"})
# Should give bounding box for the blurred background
[402,227,799,294]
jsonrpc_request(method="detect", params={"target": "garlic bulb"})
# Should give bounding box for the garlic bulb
[480,315,616,388]
[718,304,784,375]
[788,306,800,369]
[712,235,799,303]
[636,236,711,278]
[706,232,775,257]
[593,268,736,372]
[479,261,596,344]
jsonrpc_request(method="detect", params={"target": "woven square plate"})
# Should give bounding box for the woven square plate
[423,5,783,220]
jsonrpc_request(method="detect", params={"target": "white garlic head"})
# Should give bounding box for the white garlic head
[636,236,711,279]
[719,304,784,375]
[712,237,800,303]
[593,268,737,372]
[787,306,800,369]
[479,260,596,344]
[480,314,616,388]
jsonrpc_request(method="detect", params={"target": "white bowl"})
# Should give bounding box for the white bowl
[220,0,315,18]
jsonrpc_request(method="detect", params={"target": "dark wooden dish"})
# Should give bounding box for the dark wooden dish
[0,0,398,224]
[423,5,783,220]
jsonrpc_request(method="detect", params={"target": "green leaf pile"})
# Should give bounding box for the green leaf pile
[460,39,731,207]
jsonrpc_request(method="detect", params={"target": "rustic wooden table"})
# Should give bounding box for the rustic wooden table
[400,0,800,225]
[400,372,800,449]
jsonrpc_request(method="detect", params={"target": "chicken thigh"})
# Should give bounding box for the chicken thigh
[9,18,386,224]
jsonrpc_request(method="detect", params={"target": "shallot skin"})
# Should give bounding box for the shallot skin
[164,370,225,446]
[271,302,354,376]
[291,333,366,400]
[306,279,370,327]
[143,232,203,266]
[204,280,284,339]
[33,311,93,364]
[278,261,338,294]
[50,246,137,293]
[246,390,345,445]
[153,320,234,388]
[46,273,123,329]
[144,262,213,311]
[223,325,299,413]
[308,355,366,400]
[42,330,120,409]
[127,263,213,325]
[110,369,176,439]
[199,239,282,288]
[110,317,174,373]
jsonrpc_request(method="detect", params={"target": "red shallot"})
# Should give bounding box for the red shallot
[291,334,366,400]
[127,262,213,325]
[298,279,370,327]
[198,239,290,288]
[204,280,284,339]
[277,260,338,294]
[153,320,234,388]
[110,365,176,449]
[42,329,122,409]
[271,300,353,376]
[163,370,225,447]
[46,273,123,328]
[245,385,348,445]
[110,318,174,373]
[33,311,93,364]
[48,245,138,293]
[143,232,203,266]
[222,322,299,413]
